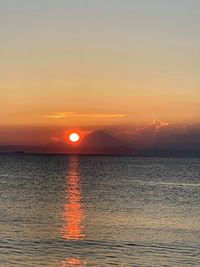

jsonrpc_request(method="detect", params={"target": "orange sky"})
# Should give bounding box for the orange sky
[1,0,200,144]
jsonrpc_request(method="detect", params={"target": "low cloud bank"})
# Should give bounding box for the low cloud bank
[0,121,200,154]
[116,120,200,151]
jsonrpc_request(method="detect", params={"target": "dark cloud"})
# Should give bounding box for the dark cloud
[166,122,200,151]
[116,120,170,149]
[115,120,200,152]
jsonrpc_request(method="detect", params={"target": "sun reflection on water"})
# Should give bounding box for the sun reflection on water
[61,156,85,240]
[61,257,87,267]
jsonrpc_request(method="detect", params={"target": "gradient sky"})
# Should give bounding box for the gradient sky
[1,0,200,143]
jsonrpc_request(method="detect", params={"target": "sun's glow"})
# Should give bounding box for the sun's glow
[69,133,80,143]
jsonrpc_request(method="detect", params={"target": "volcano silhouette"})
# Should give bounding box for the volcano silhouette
[77,130,132,154]
[84,130,121,147]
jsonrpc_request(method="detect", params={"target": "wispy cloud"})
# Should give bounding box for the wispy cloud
[136,120,169,136]
[44,112,74,118]
[44,112,126,119]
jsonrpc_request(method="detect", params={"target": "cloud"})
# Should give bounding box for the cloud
[113,120,170,148]
[136,120,169,136]
[167,121,200,150]
[115,120,196,150]
[131,120,200,151]
[44,112,126,119]
[44,112,75,118]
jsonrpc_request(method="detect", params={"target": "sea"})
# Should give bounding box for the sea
[0,154,200,266]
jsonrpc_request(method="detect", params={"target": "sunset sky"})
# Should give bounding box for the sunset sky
[1,0,200,145]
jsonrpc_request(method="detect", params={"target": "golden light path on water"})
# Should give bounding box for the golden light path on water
[61,156,86,266]
[61,257,87,267]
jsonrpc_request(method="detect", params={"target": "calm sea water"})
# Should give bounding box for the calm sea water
[0,154,200,266]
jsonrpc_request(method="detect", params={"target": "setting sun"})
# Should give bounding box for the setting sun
[68,133,80,143]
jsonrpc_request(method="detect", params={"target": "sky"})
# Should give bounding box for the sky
[1,0,200,146]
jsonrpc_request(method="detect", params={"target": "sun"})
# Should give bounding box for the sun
[68,133,80,143]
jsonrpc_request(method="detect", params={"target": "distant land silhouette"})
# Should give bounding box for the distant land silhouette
[0,130,200,157]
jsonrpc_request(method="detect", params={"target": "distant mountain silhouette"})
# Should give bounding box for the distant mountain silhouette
[83,130,122,147]
[78,130,133,154]
[0,130,134,155]
[1,130,199,156]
